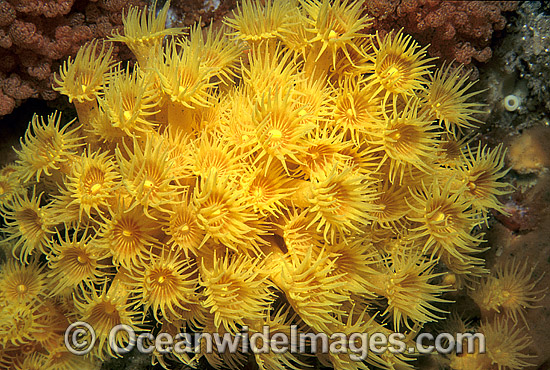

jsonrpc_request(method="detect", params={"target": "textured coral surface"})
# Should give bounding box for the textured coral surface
[366,0,519,65]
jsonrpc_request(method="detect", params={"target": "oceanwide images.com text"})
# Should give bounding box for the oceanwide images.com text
[65,322,485,360]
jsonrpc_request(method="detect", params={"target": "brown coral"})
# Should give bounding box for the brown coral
[365,0,519,65]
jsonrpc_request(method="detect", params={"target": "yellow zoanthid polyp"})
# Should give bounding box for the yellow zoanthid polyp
[193,173,262,253]
[0,300,49,346]
[11,353,48,370]
[0,0,529,369]
[0,259,47,305]
[154,37,219,109]
[53,40,115,127]
[242,43,303,100]
[371,96,440,184]
[252,86,315,172]
[162,194,205,258]
[295,122,351,179]
[424,62,486,135]
[293,75,335,124]
[47,227,110,296]
[470,258,547,326]
[74,281,141,360]
[275,205,324,257]
[42,343,99,370]
[320,307,378,370]
[278,6,310,59]
[301,0,372,72]
[116,135,183,217]
[242,159,296,217]
[61,149,121,222]
[450,315,536,370]
[480,317,535,370]
[325,237,379,295]
[97,64,161,137]
[407,178,486,259]
[14,111,82,183]
[200,251,274,334]
[249,306,310,370]
[96,199,161,269]
[0,166,24,207]
[333,77,384,145]
[307,164,378,243]
[129,250,198,323]
[369,251,451,331]
[365,29,435,106]
[109,0,185,68]
[224,0,296,45]
[0,188,54,263]
[191,130,245,180]
[278,247,348,333]
[370,182,410,230]
[188,22,244,85]
[458,142,511,216]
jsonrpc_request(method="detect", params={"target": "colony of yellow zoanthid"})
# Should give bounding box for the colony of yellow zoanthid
[0,0,546,369]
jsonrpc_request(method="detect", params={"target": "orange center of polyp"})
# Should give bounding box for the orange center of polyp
[269,129,283,140]
[432,211,445,222]
[383,65,401,86]
[104,302,116,315]
[77,251,90,265]
[386,66,399,76]
[17,284,27,293]
[91,183,102,194]
[123,110,132,121]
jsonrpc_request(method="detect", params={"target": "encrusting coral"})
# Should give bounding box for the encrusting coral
[0,0,543,369]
